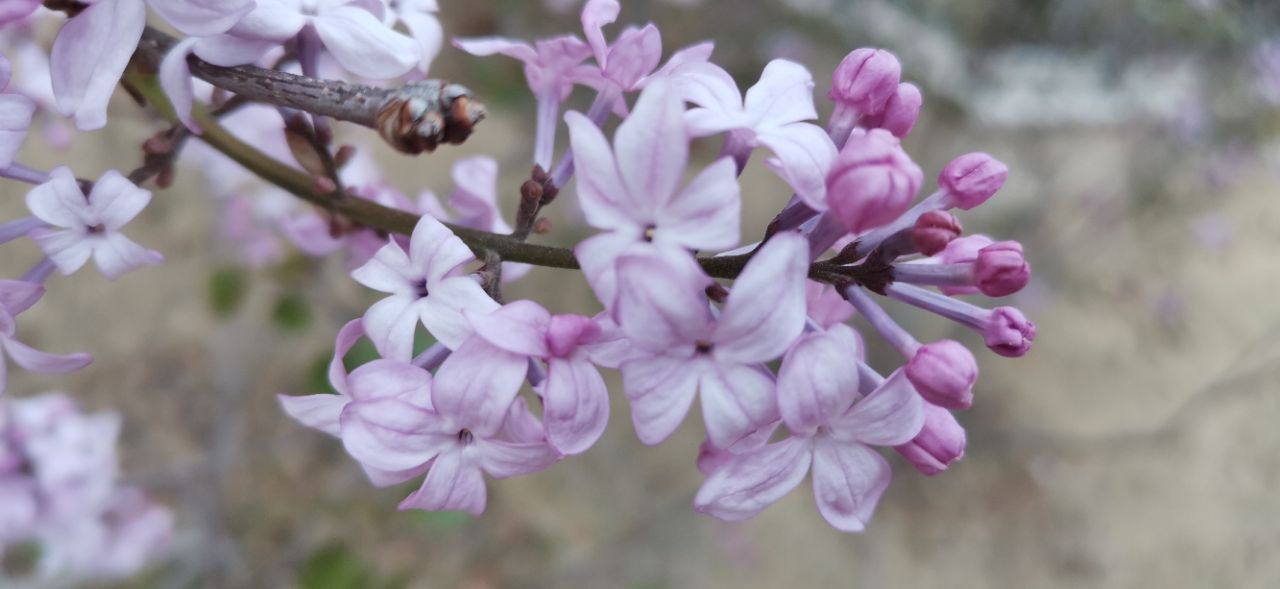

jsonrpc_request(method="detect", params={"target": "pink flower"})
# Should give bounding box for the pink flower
[0,0,39,26]
[613,233,809,447]
[25,167,164,279]
[350,215,499,358]
[826,128,923,235]
[683,60,838,209]
[973,241,1030,297]
[469,301,609,455]
[938,152,1009,210]
[339,336,559,514]
[903,340,977,410]
[695,325,924,532]
[911,210,963,256]
[568,79,741,306]
[386,0,444,73]
[829,48,901,116]
[895,402,966,476]
[858,82,922,138]
[805,280,856,330]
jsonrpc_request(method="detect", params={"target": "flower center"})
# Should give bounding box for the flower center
[642,224,657,242]
[413,279,429,298]
[695,340,714,354]
[457,429,474,445]
[87,224,105,234]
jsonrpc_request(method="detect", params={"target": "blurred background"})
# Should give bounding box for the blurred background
[3,0,1280,586]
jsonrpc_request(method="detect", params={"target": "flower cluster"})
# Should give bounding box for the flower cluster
[270,0,1036,533]
[0,393,172,581]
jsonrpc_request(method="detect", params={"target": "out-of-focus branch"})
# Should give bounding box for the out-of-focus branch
[134,27,485,155]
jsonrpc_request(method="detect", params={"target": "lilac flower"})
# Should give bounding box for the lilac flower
[1,282,93,396]
[25,167,164,280]
[0,51,36,170]
[469,301,609,455]
[826,128,923,235]
[683,59,838,208]
[579,0,663,100]
[339,336,559,514]
[568,79,741,306]
[49,0,255,130]
[386,0,444,73]
[895,402,966,476]
[613,233,809,447]
[0,0,40,26]
[350,215,498,359]
[695,325,925,532]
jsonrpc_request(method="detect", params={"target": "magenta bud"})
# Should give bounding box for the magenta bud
[939,152,1009,210]
[862,82,922,138]
[829,48,902,115]
[546,314,602,358]
[905,340,978,410]
[983,307,1036,357]
[912,210,963,256]
[937,235,994,295]
[974,241,1030,297]
[895,403,966,476]
[826,129,923,234]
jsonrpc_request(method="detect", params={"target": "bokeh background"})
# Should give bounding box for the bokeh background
[4,0,1280,587]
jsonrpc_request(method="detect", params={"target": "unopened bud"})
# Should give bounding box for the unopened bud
[313,176,337,194]
[912,210,962,256]
[905,340,977,410]
[533,217,553,234]
[939,152,1009,210]
[895,403,966,476]
[862,82,922,138]
[333,145,356,169]
[974,241,1029,297]
[983,307,1035,357]
[826,129,923,234]
[829,48,901,115]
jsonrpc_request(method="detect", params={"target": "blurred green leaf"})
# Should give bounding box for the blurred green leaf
[342,338,380,372]
[272,293,312,332]
[208,267,249,318]
[406,509,472,533]
[298,544,373,589]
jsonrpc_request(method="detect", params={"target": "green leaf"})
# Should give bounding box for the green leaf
[298,544,374,589]
[273,293,312,332]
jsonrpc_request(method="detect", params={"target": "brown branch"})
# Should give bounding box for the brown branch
[134,27,485,155]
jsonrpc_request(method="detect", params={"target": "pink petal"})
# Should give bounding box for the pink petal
[614,247,713,353]
[693,436,812,521]
[698,362,779,449]
[759,124,838,211]
[776,324,861,434]
[338,398,454,472]
[408,215,475,286]
[25,167,88,229]
[351,240,418,295]
[0,280,44,317]
[743,60,818,130]
[227,3,307,40]
[448,157,505,233]
[327,319,366,397]
[147,0,254,37]
[92,234,164,280]
[89,170,151,231]
[49,0,146,130]
[581,0,620,65]
[620,353,700,445]
[713,232,809,363]
[830,368,925,447]
[361,294,419,361]
[346,359,433,408]
[417,277,499,350]
[500,396,546,444]
[31,230,94,276]
[574,229,643,309]
[582,313,642,369]
[655,157,741,252]
[398,447,486,514]
[467,300,551,357]
[542,356,609,455]
[191,34,279,66]
[614,79,688,215]
[3,337,92,374]
[159,38,201,133]
[564,111,631,230]
[0,94,35,169]
[432,336,527,437]
[312,7,418,79]
[399,10,443,71]
[810,437,891,533]
[476,438,559,479]
[277,393,346,437]
[362,462,431,488]
[452,36,538,62]
[602,24,662,90]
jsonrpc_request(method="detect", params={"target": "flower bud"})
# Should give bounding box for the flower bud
[829,48,901,115]
[939,152,1008,210]
[974,241,1029,297]
[983,307,1036,357]
[546,314,601,358]
[826,129,923,234]
[862,82,922,138]
[935,235,993,295]
[895,403,966,476]
[905,340,977,410]
[911,210,963,256]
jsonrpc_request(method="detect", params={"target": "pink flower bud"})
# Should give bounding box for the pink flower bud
[895,403,966,476]
[546,314,602,358]
[939,152,1009,210]
[983,306,1036,357]
[829,48,901,115]
[861,83,922,138]
[974,241,1030,297]
[912,210,963,256]
[905,340,977,410]
[826,129,923,234]
[937,235,993,295]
